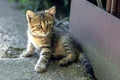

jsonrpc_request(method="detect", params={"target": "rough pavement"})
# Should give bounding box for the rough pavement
[0,0,27,58]
[0,57,92,80]
[0,0,92,80]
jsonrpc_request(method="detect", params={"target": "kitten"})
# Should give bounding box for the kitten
[20,6,80,73]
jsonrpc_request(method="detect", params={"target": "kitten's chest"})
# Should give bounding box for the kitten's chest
[29,33,51,48]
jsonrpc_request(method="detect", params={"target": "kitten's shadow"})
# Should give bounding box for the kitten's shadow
[33,53,39,58]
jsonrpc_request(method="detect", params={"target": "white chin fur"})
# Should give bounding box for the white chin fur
[41,32,50,36]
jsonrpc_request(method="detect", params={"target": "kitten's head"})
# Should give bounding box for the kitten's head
[26,6,56,37]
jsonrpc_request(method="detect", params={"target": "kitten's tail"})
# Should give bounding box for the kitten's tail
[78,53,97,80]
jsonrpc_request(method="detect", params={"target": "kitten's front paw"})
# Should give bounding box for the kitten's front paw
[20,51,33,58]
[59,59,68,66]
[34,63,46,73]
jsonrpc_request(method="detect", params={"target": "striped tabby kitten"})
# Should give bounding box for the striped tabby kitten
[20,6,79,73]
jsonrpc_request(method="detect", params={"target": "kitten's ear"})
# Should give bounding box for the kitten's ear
[26,10,36,22]
[45,6,56,17]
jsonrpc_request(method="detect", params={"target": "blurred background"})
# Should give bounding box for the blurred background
[88,0,106,9]
[88,0,120,19]
[8,0,120,20]
[8,0,71,20]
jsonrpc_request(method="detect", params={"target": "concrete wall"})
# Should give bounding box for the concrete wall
[70,0,120,80]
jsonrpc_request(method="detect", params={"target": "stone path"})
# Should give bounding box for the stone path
[0,0,92,80]
[0,0,27,58]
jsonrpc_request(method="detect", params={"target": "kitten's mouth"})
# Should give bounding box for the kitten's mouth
[42,32,50,36]
[29,30,49,38]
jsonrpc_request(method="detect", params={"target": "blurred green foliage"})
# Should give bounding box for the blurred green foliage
[8,0,71,19]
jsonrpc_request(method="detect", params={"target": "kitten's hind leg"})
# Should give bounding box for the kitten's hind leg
[20,43,35,57]
[59,35,77,66]
[59,53,76,66]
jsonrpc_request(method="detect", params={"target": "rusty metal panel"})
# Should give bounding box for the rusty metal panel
[70,0,120,80]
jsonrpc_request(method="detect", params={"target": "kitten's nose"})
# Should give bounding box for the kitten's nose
[42,25,47,34]
[43,29,47,34]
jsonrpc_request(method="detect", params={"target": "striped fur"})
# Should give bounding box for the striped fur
[20,6,80,73]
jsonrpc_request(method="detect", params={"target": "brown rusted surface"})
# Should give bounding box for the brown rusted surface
[106,0,120,18]
[111,0,117,15]
[106,0,112,12]
[70,0,120,80]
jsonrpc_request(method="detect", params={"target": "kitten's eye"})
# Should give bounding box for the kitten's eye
[31,26,35,29]
[37,25,42,29]
[47,24,51,28]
